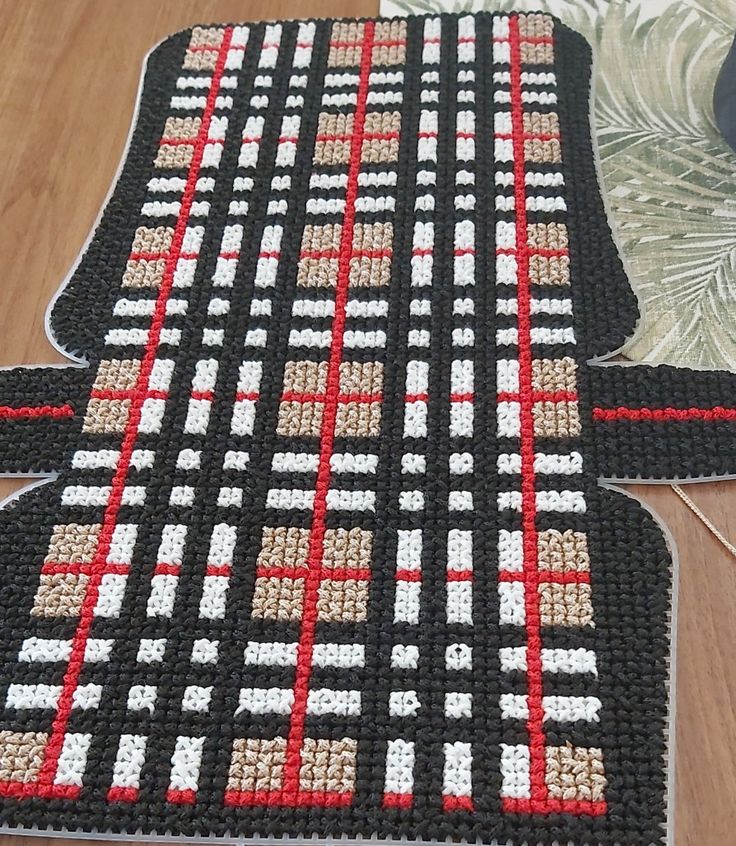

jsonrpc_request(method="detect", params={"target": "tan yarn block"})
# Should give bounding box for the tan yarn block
[0,732,48,783]
[31,574,90,618]
[228,737,286,792]
[539,583,594,627]
[531,358,577,393]
[527,223,568,251]
[82,399,131,434]
[131,226,174,255]
[251,576,304,621]
[533,401,581,437]
[545,745,607,802]
[528,255,570,286]
[92,359,141,392]
[518,13,554,38]
[322,527,373,569]
[335,401,381,437]
[339,361,383,394]
[45,523,101,565]
[538,530,590,572]
[524,139,561,164]
[299,737,358,793]
[257,527,311,570]
[122,258,167,288]
[316,579,368,621]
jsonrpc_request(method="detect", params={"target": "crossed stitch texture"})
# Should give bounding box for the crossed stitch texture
[0,12,735,846]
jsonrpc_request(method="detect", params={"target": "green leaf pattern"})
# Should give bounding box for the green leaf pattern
[380,0,736,369]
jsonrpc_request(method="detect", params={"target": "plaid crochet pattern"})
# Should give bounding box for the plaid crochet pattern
[1,12,736,845]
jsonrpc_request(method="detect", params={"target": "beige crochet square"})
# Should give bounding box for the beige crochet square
[0,731,48,783]
[299,738,357,792]
[228,737,286,792]
[538,530,590,572]
[317,579,368,621]
[546,746,607,802]
[251,576,304,621]
[533,400,581,437]
[531,358,577,393]
[322,528,373,569]
[31,574,90,618]
[257,527,311,570]
[539,583,594,627]
[83,399,131,434]
[45,523,101,565]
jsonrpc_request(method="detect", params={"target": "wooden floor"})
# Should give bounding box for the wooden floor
[0,2,734,844]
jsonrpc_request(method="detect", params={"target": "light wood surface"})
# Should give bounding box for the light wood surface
[0,3,734,845]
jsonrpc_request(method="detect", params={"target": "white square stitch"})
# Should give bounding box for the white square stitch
[445,643,472,671]
[170,486,196,507]
[445,692,472,718]
[217,487,243,508]
[181,685,213,713]
[127,684,157,713]
[137,638,166,663]
[389,690,420,717]
[391,644,419,670]
[191,638,219,664]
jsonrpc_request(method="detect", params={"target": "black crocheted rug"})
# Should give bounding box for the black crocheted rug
[1,11,735,846]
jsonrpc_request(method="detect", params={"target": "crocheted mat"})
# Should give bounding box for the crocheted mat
[1,11,736,846]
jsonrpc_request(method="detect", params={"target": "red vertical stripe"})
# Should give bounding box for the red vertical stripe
[280,21,376,800]
[35,29,235,792]
[508,15,547,804]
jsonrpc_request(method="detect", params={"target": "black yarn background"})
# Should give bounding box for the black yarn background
[0,13,700,845]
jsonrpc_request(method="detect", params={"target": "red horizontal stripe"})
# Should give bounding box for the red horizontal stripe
[497,391,577,403]
[405,393,429,403]
[496,247,568,258]
[280,392,382,404]
[206,565,232,577]
[0,781,80,799]
[495,132,560,142]
[502,796,607,816]
[383,792,413,809]
[492,35,553,44]
[593,406,736,422]
[498,569,590,584]
[41,562,130,577]
[235,391,260,402]
[188,43,245,52]
[395,568,421,582]
[190,390,213,402]
[224,789,353,807]
[451,392,474,403]
[257,566,371,581]
[128,251,198,261]
[107,786,139,803]
[447,569,473,581]
[154,563,180,577]
[159,137,195,147]
[442,795,474,812]
[166,788,197,805]
[329,39,405,48]
[0,404,74,419]
[90,389,168,402]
